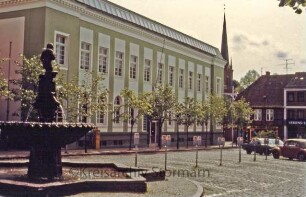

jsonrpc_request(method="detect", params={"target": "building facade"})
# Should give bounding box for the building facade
[0,0,226,148]
[284,72,306,139]
[237,72,306,141]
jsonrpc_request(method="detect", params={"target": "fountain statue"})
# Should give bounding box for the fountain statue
[0,43,94,180]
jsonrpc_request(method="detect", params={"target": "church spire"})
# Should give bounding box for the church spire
[221,13,229,66]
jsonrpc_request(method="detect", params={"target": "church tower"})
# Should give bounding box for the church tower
[221,13,234,94]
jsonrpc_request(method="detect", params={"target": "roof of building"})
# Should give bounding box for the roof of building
[237,72,294,108]
[285,72,306,89]
[75,0,222,58]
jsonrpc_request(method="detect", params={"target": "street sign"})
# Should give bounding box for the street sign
[218,137,225,147]
[237,137,244,146]
[134,133,140,145]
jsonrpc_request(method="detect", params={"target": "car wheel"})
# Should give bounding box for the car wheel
[297,153,305,161]
[272,150,280,159]
[246,149,252,154]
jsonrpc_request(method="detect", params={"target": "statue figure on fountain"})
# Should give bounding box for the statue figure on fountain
[33,43,60,122]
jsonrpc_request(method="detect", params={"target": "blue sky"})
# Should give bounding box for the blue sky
[109,0,306,80]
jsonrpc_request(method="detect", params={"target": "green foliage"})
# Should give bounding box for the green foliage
[278,0,306,14]
[209,94,228,126]
[197,99,211,127]
[57,71,109,122]
[239,69,260,89]
[179,97,198,128]
[231,98,253,128]
[257,130,276,138]
[0,71,9,98]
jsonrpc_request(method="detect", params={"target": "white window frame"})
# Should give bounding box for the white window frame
[114,96,121,124]
[205,76,210,94]
[169,66,174,86]
[54,31,69,70]
[97,98,107,125]
[129,55,138,79]
[266,109,274,121]
[197,74,202,92]
[157,63,163,84]
[216,77,222,96]
[115,51,124,77]
[179,69,184,89]
[144,59,151,82]
[254,109,262,121]
[189,71,193,90]
[98,47,109,74]
[80,42,91,70]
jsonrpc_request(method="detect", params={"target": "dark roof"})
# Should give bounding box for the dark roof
[237,72,294,108]
[75,0,223,58]
[285,72,306,89]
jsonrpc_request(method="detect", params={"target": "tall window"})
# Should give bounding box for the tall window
[144,59,151,82]
[205,76,210,94]
[288,110,295,119]
[297,110,304,119]
[197,74,202,92]
[266,109,274,121]
[115,51,124,76]
[254,109,262,121]
[98,47,108,73]
[80,42,91,70]
[169,66,174,86]
[55,34,68,67]
[287,92,294,102]
[143,115,148,131]
[97,98,107,124]
[297,92,305,102]
[78,104,88,123]
[114,96,121,124]
[130,55,138,79]
[157,63,163,83]
[189,71,193,90]
[179,69,184,88]
[216,78,221,95]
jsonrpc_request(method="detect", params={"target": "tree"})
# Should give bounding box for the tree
[120,89,152,150]
[197,99,211,147]
[209,94,228,144]
[240,69,260,89]
[233,79,244,93]
[0,72,9,98]
[56,71,109,123]
[146,85,176,149]
[278,0,306,14]
[179,97,198,148]
[232,98,253,144]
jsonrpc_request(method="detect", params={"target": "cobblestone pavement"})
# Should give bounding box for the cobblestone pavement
[64,148,306,197]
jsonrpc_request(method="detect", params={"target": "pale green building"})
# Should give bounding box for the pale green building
[0,0,226,148]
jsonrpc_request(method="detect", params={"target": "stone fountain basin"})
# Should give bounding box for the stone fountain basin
[0,121,94,148]
[0,160,165,196]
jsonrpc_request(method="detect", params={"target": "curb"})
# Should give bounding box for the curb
[187,178,204,197]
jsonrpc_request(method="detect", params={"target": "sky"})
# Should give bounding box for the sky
[108,0,306,80]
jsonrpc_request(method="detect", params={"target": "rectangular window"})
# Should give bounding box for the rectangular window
[254,109,262,121]
[80,42,91,70]
[197,74,201,92]
[157,63,163,84]
[98,47,108,73]
[129,55,138,79]
[78,104,88,123]
[216,78,221,95]
[288,110,295,119]
[266,109,274,121]
[143,115,148,131]
[169,66,174,86]
[55,34,68,66]
[297,110,304,119]
[115,51,124,76]
[288,92,294,102]
[144,59,151,82]
[189,71,193,90]
[179,69,184,88]
[297,92,305,102]
[205,76,210,94]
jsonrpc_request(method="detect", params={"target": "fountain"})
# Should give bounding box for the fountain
[0,43,94,180]
[0,44,164,195]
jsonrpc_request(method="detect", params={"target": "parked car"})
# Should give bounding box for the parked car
[272,139,306,161]
[241,138,283,155]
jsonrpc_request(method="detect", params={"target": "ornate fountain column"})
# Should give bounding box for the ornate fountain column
[29,43,62,179]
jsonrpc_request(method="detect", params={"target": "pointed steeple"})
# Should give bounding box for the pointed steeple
[221,13,229,66]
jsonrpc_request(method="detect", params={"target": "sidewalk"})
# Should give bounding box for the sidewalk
[0,141,237,160]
